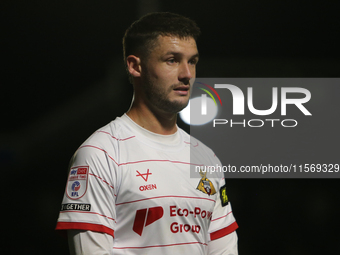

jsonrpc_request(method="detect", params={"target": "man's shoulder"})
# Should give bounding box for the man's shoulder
[177,127,215,155]
[81,115,134,147]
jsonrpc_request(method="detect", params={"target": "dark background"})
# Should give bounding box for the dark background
[2,0,339,254]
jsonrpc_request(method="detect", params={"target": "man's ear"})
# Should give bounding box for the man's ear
[126,55,141,78]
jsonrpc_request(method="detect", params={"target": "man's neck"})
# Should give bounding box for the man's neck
[126,103,178,135]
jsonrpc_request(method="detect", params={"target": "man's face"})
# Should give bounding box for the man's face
[140,35,199,114]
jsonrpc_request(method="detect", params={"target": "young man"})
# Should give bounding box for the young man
[56,12,238,254]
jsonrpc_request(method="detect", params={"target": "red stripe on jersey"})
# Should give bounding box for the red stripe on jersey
[56,222,114,237]
[119,159,202,166]
[184,141,199,147]
[211,211,233,222]
[116,195,215,206]
[78,145,119,165]
[89,173,114,190]
[113,241,208,249]
[210,221,239,241]
[96,131,135,141]
[59,210,116,222]
[78,145,203,167]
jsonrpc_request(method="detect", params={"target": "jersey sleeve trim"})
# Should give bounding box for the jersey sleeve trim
[210,221,238,241]
[56,222,114,237]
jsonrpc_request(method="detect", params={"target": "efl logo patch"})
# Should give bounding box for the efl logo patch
[66,166,89,200]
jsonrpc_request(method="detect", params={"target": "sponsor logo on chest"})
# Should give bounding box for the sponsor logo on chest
[136,169,157,191]
[132,205,212,236]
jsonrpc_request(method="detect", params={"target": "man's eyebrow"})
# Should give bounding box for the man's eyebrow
[191,53,200,60]
[164,51,200,59]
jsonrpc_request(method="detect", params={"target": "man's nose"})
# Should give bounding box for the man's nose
[179,62,194,81]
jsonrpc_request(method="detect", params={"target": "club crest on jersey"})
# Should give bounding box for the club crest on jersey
[196,168,216,196]
[66,166,89,200]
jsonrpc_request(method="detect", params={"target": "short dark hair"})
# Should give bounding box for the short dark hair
[123,12,200,81]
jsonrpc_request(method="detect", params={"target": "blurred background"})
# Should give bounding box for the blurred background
[1,0,339,254]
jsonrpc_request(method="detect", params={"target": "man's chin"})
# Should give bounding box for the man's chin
[161,99,189,114]
[174,101,190,113]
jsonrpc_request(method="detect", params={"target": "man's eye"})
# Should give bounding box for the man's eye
[189,59,198,65]
[167,58,176,64]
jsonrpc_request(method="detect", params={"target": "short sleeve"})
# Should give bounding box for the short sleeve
[208,177,238,241]
[56,145,117,237]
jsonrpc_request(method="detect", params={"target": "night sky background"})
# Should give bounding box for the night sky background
[2,1,339,254]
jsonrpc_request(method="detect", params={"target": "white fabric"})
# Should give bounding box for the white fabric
[68,229,238,255]
[68,230,113,255]
[208,231,238,255]
[57,114,238,254]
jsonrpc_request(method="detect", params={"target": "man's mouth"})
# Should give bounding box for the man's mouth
[173,85,190,96]
[173,85,190,91]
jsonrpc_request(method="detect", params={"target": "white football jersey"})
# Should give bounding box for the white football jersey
[56,114,238,254]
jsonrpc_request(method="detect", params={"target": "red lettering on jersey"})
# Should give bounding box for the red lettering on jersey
[169,205,212,220]
[139,184,157,191]
[194,207,201,218]
[170,222,201,234]
[170,206,176,216]
[170,206,190,217]
[77,168,88,174]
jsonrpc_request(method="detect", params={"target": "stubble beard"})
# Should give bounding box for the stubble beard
[142,75,189,114]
